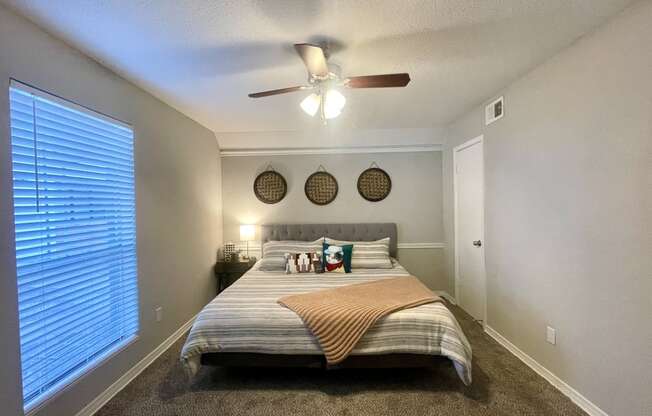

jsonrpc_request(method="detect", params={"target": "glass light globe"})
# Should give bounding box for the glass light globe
[327,89,346,109]
[324,89,346,118]
[324,107,342,119]
[300,93,320,116]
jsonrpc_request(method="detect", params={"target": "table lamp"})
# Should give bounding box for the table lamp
[239,224,256,260]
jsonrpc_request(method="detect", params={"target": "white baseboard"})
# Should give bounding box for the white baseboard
[436,291,456,305]
[74,314,197,416]
[484,326,609,416]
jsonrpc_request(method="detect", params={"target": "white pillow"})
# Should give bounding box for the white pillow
[257,257,288,271]
[324,237,392,269]
[262,239,323,259]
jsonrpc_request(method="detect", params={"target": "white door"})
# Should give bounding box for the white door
[454,137,486,322]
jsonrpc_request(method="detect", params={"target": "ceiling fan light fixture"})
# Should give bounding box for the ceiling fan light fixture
[251,43,410,123]
[300,93,320,117]
[323,89,346,119]
[325,89,346,110]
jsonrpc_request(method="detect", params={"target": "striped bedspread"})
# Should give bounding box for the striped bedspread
[180,260,472,385]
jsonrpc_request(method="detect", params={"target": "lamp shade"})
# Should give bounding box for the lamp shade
[239,224,256,241]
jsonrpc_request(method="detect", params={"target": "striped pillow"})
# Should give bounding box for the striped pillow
[262,239,324,260]
[324,237,393,269]
[257,257,288,271]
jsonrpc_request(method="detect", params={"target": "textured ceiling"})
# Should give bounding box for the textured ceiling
[2,0,635,135]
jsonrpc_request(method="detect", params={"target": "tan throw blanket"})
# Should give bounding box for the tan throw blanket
[277,276,441,364]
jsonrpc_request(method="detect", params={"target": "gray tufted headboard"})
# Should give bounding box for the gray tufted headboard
[260,223,398,258]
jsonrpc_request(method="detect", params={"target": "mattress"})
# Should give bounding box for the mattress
[180,260,472,384]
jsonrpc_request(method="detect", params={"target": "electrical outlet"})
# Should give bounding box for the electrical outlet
[546,326,556,345]
[155,306,163,322]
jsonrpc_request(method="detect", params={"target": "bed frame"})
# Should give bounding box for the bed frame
[200,352,445,369]
[201,223,441,370]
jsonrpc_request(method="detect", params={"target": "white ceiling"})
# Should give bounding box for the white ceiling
[2,0,635,136]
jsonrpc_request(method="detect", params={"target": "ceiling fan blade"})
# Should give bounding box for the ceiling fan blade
[248,85,310,98]
[345,73,411,88]
[294,43,329,77]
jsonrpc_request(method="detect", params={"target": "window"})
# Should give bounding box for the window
[9,81,138,411]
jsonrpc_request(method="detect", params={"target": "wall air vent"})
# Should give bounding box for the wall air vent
[485,96,504,125]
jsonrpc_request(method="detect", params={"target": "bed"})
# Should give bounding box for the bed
[181,223,472,384]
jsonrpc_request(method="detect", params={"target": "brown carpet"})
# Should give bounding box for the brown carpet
[96,304,587,416]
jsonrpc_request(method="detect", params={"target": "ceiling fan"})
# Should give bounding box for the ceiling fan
[248,43,410,122]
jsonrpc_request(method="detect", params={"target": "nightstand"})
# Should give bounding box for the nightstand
[215,258,256,295]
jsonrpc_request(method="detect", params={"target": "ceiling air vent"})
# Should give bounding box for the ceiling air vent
[485,96,504,125]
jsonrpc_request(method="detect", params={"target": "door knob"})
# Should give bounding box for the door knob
[473,240,482,247]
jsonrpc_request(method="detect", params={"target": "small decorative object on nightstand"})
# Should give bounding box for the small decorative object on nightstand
[215,257,256,295]
[223,242,236,262]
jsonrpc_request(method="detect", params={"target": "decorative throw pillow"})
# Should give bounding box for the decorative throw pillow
[322,242,353,273]
[324,237,392,269]
[285,252,322,274]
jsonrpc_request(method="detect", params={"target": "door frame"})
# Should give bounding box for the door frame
[453,135,487,325]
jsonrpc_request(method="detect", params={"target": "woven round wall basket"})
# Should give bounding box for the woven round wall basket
[304,166,338,205]
[253,168,287,204]
[357,165,392,202]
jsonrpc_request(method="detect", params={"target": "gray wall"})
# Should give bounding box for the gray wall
[0,5,222,416]
[443,2,652,415]
[221,152,448,291]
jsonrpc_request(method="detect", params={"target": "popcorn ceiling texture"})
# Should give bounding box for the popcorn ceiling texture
[1,0,635,138]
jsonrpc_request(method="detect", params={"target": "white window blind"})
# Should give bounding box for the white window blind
[9,81,139,411]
